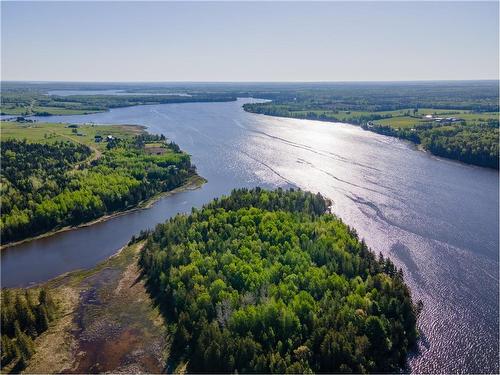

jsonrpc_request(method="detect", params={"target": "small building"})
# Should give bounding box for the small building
[106,135,114,142]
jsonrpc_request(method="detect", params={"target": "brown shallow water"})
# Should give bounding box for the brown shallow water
[23,243,168,374]
[2,99,498,373]
[69,249,167,373]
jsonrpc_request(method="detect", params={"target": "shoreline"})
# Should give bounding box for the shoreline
[21,240,170,373]
[0,174,206,251]
[243,108,498,171]
[1,97,239,118]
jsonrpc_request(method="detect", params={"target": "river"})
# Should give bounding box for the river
[1,98,498,373]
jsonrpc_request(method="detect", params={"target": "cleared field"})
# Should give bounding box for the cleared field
[416,108,467,115]
[0,105,102,116]
[0,121,145,151]
[374,110,498,129]
[277,108,498,123]
[144,142,164,148]
[375,116,426,129]
[454,112,499,121]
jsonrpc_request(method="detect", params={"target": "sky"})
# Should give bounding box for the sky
[1,1,499,82]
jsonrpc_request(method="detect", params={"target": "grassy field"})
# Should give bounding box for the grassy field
[260,106,498,128]
[0,121,146,151]
[268,108,411,120]
[373,109,499,129]
[451,112,499,121]
[375,116,427,129]
[1,105,103,116]
[349,109,498,126]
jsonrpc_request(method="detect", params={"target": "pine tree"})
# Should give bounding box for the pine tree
[35,305,49,333]
[14,321,34,359]
[1,335,14,366]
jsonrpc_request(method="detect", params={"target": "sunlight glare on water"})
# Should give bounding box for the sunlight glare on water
[2,98,498,373]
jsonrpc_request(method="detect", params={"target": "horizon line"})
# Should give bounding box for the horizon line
[2,79,499,84]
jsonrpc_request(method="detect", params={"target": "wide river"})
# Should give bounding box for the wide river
[1,98,498,373]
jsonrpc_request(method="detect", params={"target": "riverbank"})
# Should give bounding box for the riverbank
[0,87,237,117]
[0,174,206,251]
[0,120,203,246]
[242,105,499,170]
[19,240,169,373]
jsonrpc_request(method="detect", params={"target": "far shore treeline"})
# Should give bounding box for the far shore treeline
[2,81,498,169]
[241,81,499,169]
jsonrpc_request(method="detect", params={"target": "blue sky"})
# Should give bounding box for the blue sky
[1,1,498,82]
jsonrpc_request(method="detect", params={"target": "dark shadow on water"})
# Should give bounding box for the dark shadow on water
[406,328,431,372]
[390,241,426,288]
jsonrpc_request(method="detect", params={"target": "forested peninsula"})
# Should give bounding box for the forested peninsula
[0,190,421,373]
[0,122,202,245]
[140,188,421,373]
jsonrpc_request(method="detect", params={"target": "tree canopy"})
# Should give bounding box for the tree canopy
[1,134,195,244]
[1,288,56,372]
[140,188,420,373]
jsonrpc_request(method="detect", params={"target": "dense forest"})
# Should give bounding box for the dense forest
[363,121,499,169]
[140,188,421,373]
[0,134,195,244]
[1,288,56,372]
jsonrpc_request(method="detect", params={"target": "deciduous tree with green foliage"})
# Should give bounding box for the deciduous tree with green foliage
[140,188,420,373]
[1,134,196,244]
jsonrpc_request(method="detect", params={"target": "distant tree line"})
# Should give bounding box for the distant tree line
[0,91,237,116]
